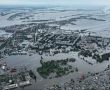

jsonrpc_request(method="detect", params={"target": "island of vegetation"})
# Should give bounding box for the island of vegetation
[37,58,77,79]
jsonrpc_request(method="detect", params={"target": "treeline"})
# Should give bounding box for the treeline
[79,49,110,63]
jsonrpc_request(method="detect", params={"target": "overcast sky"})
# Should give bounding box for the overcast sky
[0,0,110,6]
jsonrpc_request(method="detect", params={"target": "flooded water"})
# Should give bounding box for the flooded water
[6,52,109,72]
[4,52,110,90]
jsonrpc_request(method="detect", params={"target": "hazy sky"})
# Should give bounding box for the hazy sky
[0,0,110,6]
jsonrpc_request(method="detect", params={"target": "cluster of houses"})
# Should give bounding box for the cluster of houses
[77,35,110,50]
[0,61,32,90]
